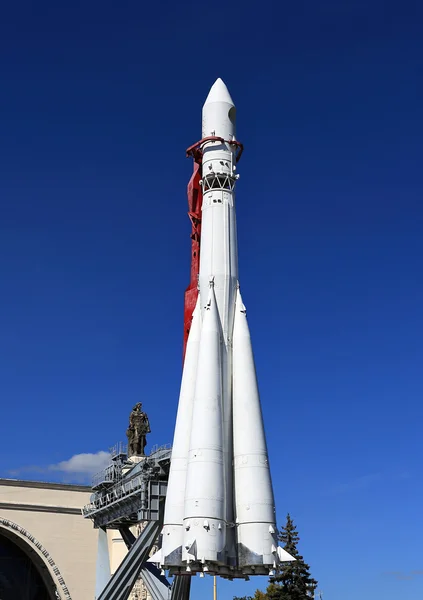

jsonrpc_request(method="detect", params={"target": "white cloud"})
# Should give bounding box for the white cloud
[49,451,110,476]
[5,450,111,484]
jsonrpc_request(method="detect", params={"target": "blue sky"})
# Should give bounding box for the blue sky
[0,1,422,598]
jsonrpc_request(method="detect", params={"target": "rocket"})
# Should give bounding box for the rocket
[157,79,294,578]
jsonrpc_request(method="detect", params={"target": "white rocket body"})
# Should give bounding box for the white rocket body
[161,297,201,566]
[183,286,226,565]
[161,79,293,577]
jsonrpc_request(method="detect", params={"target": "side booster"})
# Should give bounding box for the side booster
[157,79,294,578]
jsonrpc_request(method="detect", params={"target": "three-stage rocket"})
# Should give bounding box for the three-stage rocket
[156,79,293,578]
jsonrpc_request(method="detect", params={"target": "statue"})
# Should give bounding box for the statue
[126,402,151,457]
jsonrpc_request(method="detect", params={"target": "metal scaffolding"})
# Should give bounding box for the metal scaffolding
[83,444,190,600]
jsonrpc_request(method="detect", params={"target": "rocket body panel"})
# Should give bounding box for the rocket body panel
[162,297,202,565]
[221,340,236,565]
[183,287,226,563]
[162,78,293,577]
[232,290,278,567]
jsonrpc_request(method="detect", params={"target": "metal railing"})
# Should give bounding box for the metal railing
[149,443,172,457]
[82,473,146,517]
[110,441,128,459]
[83,445,172,519]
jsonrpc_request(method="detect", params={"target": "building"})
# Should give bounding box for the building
[0,478,97,599]
[0,478,152,600]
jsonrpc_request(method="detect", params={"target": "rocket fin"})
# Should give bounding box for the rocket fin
[186,539,197,560]
[147,548,163,565]
[277,546,296,563]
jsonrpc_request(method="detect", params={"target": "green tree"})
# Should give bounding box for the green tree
[234,592,267,600]
[266,514,317,600]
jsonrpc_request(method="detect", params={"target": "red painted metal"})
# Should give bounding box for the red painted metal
[183,156,202,361]
[182,136,244,361]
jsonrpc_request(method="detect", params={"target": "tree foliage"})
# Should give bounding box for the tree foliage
[234,592,267,600]
[234,515,317,600]
[253,592,268,600]
[267,514,317,599]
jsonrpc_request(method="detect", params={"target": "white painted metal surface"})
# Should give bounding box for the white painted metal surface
[183,285,225,565]
[232,289,278,569]
[162,296,202,565]
[199,78,239,567]
[199,78,238,340]
[161,79,294,577]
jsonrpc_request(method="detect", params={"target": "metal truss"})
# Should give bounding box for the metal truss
[96,517,164,600]
[96,509,191,600]
[86,445,191,600]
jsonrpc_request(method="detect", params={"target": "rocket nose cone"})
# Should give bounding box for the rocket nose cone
[203,78,235,107]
